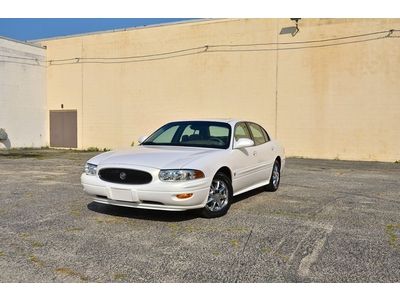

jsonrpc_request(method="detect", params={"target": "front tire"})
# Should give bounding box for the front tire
[200,172,232,218]
[266,159,281,192]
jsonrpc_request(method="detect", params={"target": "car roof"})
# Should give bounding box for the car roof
[171,118,241,125]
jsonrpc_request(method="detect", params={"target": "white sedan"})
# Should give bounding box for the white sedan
[81,119,285,218]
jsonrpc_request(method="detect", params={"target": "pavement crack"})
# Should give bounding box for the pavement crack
[231,224,254,283]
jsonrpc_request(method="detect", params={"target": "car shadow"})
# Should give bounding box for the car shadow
[232,186,267,204]
[87,186,267,222]
[87,201,199,222]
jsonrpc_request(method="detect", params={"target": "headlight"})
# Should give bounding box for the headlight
[84,163,97,176]
[159,169,205,181]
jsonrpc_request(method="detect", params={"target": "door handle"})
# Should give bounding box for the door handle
[253,151,257,156]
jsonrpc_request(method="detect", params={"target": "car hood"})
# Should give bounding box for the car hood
[88,146,221,169]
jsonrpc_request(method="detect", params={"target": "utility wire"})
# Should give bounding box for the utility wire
[0,60,46,67]
[49,45,207,62]
[49,48,208,65]
[207,35,391,53]
[47,33,399,66]
[47,28,400,63]
[1,29,399,66]
[209,29,399,48]
[0,53,44,61]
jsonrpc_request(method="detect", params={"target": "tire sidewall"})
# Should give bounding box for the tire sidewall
[267,159,280,192]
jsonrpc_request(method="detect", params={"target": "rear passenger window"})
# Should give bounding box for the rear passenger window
[262,128,270,142]
[248,123,267,145]
[234,123,252,141]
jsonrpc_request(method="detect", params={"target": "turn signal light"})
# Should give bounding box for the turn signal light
[176,193,193,199]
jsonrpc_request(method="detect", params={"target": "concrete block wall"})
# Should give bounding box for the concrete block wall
[0,37,47,149]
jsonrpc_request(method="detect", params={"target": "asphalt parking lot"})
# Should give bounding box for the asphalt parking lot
[0,149,399,282]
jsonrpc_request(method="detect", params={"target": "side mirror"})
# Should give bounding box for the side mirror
[138,135,148,145]
[234,138,254,149]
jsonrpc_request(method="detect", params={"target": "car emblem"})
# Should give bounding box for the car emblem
[119,172,127,180]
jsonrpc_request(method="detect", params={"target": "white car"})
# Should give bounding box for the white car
[81,119,285,218]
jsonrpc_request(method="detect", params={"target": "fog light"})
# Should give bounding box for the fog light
[176,193,193,199]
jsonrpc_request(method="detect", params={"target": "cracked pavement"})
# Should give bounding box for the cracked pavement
[0,149,399,282]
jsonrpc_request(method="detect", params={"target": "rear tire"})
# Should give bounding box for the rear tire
[266,159,280,192]
[200,172,232,218]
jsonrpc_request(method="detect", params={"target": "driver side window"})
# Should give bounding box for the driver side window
[234,123,252,141]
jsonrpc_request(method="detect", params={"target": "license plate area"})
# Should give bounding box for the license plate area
[109,188,138,202]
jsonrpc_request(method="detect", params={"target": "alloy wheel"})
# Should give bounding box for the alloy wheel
[206,179,229,212]
[272,162,280,188]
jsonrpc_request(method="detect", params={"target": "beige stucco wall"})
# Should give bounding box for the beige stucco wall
[276,19,400,162]
[40,19,400,162]
[0,37,47,149]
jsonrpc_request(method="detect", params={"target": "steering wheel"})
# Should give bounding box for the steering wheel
[209,137,224,145]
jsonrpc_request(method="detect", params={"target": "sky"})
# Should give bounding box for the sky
[0,18,196,41]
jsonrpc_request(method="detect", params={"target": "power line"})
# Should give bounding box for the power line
[47,33,399,66]
[49,45,207,62]
[1,28,399,66]
[0,53,44,61]
[46,28,399,64]
[209,29,399,48]
[207,35,391,53]
[49,48,208,65]
[0,60,46,67]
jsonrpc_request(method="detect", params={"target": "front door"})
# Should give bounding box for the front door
[230,122,258,194]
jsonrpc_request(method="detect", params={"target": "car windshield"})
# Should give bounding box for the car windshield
[141,121,231,149]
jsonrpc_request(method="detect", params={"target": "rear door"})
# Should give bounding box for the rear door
[246,122,274,183]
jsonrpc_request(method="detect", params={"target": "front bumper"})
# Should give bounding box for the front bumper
[81,168,210,211]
